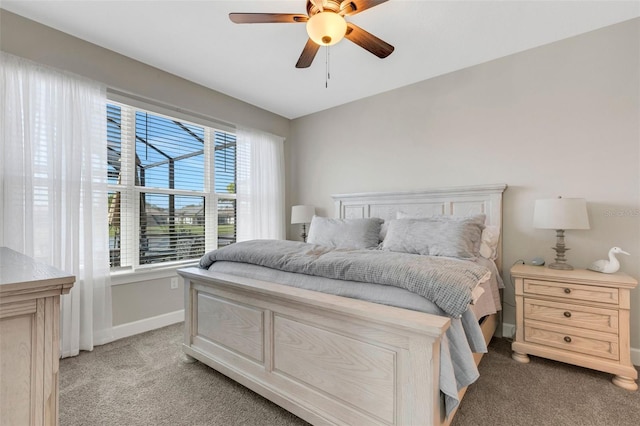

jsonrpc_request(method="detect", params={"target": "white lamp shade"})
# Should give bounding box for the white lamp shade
[291,205,316,224]
[533,198,590,230]
[306,12,347,46]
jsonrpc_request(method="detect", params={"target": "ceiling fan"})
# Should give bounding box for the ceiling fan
[230,0,394,68]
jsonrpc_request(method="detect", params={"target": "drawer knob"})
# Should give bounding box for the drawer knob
[564,288,572,294]
[564,336,572,343]
[563,311,572,318]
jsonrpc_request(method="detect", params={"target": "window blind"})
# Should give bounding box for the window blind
[107,101,237,269]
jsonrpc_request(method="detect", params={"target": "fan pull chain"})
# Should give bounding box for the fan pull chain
[325,46,331,88]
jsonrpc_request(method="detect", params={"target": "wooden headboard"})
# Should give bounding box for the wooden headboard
[332,184,508,271]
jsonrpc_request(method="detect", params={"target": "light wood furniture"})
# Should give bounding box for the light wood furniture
[0,247,75,426]
[511,264,638,390]
[179,184,506,426]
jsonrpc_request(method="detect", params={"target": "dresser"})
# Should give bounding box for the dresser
[511,264,638,390]
[0,247,75,425]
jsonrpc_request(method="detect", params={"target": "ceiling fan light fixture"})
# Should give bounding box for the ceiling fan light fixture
[306,11,347,46]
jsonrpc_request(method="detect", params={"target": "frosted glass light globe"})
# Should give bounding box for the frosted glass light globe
[306,12,347,46]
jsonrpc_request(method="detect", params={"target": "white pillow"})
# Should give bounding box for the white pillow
[479,225,500,260]
[307,216,383,249]
[379,219,390,242]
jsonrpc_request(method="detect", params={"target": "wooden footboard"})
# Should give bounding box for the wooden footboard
[178,267,451,426]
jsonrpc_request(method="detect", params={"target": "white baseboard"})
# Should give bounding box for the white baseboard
[111,309,184,342]
[501,322,640,366]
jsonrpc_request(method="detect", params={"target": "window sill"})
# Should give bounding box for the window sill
[110,260,199,286]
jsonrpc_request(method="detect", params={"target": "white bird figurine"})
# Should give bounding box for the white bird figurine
[587,247,630,273]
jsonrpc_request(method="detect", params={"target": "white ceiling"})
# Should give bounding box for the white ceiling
[3,1,639,119]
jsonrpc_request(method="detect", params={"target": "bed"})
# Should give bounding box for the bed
[177,183,507,426]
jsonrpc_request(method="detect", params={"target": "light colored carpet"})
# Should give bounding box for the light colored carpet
[59,323,306,426]
[451,338,640,426]
[60,323,640,426]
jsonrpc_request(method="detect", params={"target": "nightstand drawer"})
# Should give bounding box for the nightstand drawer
[524,319,619,360]
[524,299,618,333]
[523,279,618,305]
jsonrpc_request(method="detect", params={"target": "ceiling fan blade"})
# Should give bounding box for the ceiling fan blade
[340,0,388,16]
[310,0,324,12]
[229,13,308,24]
[344,23,394,58]
[296,39,320,68]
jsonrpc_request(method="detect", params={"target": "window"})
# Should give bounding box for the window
[107,102,237,269]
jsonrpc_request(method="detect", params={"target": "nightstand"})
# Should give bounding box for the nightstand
[511,264,638,390]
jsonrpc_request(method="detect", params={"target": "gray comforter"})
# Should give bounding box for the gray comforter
[199,239,495,417]
[199,239,490,318]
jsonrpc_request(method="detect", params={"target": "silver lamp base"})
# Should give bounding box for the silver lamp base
[548,229,574,270]
[548,261,574,270]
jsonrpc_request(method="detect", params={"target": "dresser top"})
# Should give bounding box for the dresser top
[0,247,75,294]
[511,263,638,289]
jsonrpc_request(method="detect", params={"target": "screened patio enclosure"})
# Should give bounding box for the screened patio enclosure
[107,104,237,267]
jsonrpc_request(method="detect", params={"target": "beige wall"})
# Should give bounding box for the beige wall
[111,277,183,325]
[287,19,640,349]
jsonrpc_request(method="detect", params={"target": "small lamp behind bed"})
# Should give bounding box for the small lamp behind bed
[291,205,315,242]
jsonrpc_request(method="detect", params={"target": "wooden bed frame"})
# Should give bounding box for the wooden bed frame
[178,184,507,426]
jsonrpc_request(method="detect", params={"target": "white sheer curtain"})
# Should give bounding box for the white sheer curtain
[0,52,113,357]
[236,126,285,241]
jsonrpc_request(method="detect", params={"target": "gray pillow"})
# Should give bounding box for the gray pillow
[307,216,383,249]
[397,212,486,225]
[382,218,484,259]
[395,213,486,255]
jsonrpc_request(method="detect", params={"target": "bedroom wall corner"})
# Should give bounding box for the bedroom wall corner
[0,9,290,138]
[0,8,293,339]
[288,18,640,355]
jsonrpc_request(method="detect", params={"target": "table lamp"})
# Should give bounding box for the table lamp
[533,197,590,270]
[291,205,315,242]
